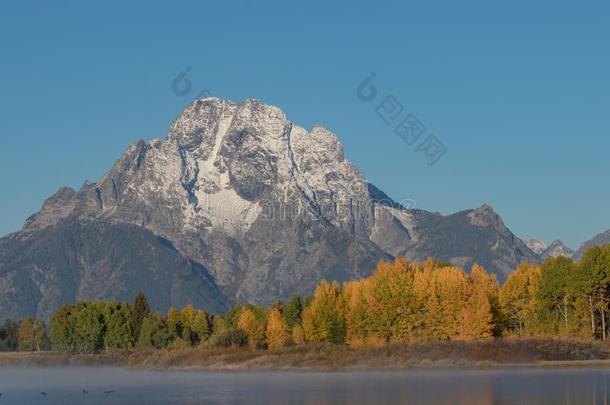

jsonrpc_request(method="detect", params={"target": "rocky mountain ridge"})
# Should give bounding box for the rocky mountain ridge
[0,97,543,320]
[541,240,574,259]
[525,239,574,259]
[574,229,610,260]
[525,239,548,255]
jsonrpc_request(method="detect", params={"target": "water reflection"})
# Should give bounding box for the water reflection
[0,366,609,404]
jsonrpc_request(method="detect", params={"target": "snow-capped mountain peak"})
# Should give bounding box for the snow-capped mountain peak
[1,97,540,320]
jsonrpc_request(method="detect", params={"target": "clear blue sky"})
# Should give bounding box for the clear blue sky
[1,1,608,249]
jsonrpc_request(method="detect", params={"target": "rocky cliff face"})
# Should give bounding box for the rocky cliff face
[0,98,541,320]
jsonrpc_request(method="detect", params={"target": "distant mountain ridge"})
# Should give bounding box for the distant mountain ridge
[541,240,574,259]
[525,239,574,259]
[525,239,548,255]
[0,98,542,320]
[574,229,610,260]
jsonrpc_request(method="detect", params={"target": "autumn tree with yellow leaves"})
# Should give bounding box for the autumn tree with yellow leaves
[238,308,264,350]
[500,262,541,337]
[424,265,469,340]
[345,259,425,345]
[34,244,610,355]
[343,258,501,344]
[459,264,500,340]
[265,308,290,349]
[302,280,347,344]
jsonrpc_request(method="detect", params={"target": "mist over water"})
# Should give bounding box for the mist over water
[0,366,609,404]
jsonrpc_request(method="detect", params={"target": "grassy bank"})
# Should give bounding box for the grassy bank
[1,339,610,370]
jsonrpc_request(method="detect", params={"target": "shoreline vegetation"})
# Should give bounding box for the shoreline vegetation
[1,339,610,371]
[2,244,610,371]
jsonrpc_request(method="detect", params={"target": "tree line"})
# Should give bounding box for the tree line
[2,244,610,353]
[502,244,610,339]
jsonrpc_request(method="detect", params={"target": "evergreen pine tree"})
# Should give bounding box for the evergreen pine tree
[132,292,151,341]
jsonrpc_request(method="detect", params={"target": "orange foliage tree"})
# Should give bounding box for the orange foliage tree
[265,307,290,349]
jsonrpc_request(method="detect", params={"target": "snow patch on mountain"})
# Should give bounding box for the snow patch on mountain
[525,239,548,255]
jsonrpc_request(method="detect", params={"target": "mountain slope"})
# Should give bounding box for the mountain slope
[541,240,574,259]
[574,230,610,260]
[0,220,229,321]
[0,97,540,319]
[393,205,539,281]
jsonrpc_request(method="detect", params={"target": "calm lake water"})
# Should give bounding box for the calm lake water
[0,366,610,404]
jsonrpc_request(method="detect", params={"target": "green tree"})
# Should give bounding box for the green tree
[104,302,135,349]
[283,295,303,328]
[138,313,172,349]
[211,315,226,337]
[49,304,77,351]
[73,303,105,353]
[538,256,575,335]
[211,328,248,348]
[226,304,267,328]
[0,319,19,351]
[132,292,151,341]
[17,318,47,352]
[572,245,610,339]
[225,304,245,329]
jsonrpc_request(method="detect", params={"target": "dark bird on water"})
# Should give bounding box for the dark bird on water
[82,390,88,394]
[104,390,115,394]
[41,392,47,396]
